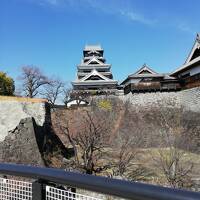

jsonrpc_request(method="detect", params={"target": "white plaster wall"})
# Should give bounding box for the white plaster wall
[67,100,87,107]
[0,101,47,141]
[125,78,141,86]
[181,65,200,76]
[190,65,200,76]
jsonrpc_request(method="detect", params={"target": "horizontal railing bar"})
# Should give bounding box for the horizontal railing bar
[0,163,199,200]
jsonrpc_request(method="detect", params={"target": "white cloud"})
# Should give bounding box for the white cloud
[177,22,195,35]
[119,10,157,25]
[31,0,199,34]
[34,0,156,26]
[46,0,58,5]
[83,0,157,25]
[30,0,59,6]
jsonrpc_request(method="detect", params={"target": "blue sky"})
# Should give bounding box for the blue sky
[1,0,200,84]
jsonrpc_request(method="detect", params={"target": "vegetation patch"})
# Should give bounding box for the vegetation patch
[97,99,112,110]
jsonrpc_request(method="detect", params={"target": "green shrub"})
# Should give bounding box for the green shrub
[98,99,112,110]
[90,90,97,95]
[0,72,15,96]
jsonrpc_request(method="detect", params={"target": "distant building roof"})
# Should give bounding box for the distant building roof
[128,64,165,78]
[131,64,157,75]
[121,64,176,85]
[84,45,103,51]
[66,99,89,108]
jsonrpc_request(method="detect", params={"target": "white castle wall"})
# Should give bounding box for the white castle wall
[0,98,49,142]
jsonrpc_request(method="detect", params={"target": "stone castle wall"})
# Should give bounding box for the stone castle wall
[179,87,200,112]
[1,87,199,142]
[119,87,200,112]
[0,96,50,141]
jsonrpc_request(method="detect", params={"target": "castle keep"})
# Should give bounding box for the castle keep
[72,45,118,96]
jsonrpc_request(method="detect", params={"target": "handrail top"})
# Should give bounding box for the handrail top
[0,163,199,200]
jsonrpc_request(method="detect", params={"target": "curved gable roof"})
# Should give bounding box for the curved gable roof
[79,69,111,82]
[130,64,158,77]
[85,57,104,65]
[185,33,200,64]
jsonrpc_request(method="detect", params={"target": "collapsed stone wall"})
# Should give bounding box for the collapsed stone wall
[0,118,45,166]
[0,97,50,141]
[120,87,200,112]
[0,96,70,167]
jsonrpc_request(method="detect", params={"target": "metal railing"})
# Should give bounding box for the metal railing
[0,163,199,200]
[0,177,102,200]
[0,177,32,200]
[46,185,101,200]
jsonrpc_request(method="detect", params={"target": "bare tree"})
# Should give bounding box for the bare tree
[63,87,72,105]
[64,89,89,108]
[156,145,193,189]
[151,106,194,189]
[43,79,64,106]
[19,66,50,98]
[112,133,139,177]
[111,102,150,181]
[54,107,113,174]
